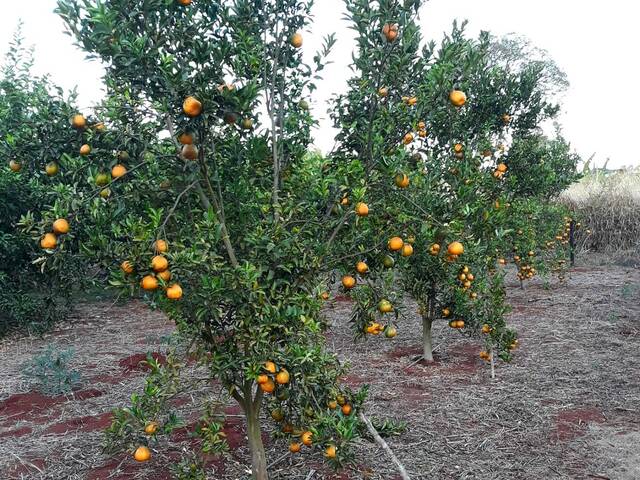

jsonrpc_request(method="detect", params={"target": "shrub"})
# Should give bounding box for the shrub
[22,344,82,395]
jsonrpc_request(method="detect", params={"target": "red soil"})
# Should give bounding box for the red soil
[118,352,167,373]
[553,407,606,441]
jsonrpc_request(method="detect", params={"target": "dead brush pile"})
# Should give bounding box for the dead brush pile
[560,168,640,254]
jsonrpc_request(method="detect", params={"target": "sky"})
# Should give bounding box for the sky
[1,0,638,169]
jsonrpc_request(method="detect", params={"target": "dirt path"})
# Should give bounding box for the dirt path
[0,263,638,479]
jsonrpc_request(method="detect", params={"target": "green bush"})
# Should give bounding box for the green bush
[22,344,82,395]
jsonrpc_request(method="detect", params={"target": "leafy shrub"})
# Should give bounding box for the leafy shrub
[22,344,82,395]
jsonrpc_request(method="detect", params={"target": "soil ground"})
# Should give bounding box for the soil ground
[1,259,638,480]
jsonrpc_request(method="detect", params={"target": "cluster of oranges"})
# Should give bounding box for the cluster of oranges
[121,240,182,300]
[257,360,290,393]
[493,162,508,179]
[479,351,492,361]
[40,218,70,250]
[517,264,537,281]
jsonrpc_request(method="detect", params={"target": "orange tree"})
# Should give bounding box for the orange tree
[14,0,404,477]
[0,31,88,335]
[327,6,579,370]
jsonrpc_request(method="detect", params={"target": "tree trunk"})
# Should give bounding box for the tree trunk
[245,394,268,480]
[422,315,434,362]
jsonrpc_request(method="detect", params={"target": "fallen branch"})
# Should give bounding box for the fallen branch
[359,413,411,480]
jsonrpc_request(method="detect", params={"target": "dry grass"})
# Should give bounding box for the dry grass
[560,168,640,259]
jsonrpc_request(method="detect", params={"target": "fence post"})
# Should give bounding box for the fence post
[569,220,576,266]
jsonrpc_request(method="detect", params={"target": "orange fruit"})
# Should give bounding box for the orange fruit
[259,379,275,393]
[257,374,269,385]
[141,275,159,291]
[320,291,330,301]
[442,308,451,317]
[45,162,59,176]
[336,395,346,406]
[181,144,198,161]
[80,144,91,156]
[497,163,507,173]
[264,361,277,374]
[417,121,426,130]
[382,23,399,42]
[99,188,111,199]
[9,160,21,172]
[402,133,414,145]
[289,442,301,453]
[325,445,337,458]
[378,86,389,97]
[341,275,356,289]
[301,431,313,446]
[134,446,151,462]
[95,172,110,186]
[177,0,192,5]
[121,261,134,274]
[144,422,158,435]
[453,143,464,153]
[71,114,86,129]
[447,241,464,256]
[153,240,168,253]
[157,270,172,282]
[394,173,410,188]
[52,218,70,235]
[111,164,127,178]
[356,261,368,274]
[290,32,303,48]
[378,299,393,313]
[178,132,194,145]
[355,202,369,217]
[271,409,284,422]
[151,255,169,272]
[166,284,183,300]
[341,404,352,415]
[94,122,106,132]
[449,90,467,107]
[40,233,57,250]
[328,400,338,410]
[183,96,202,117]
[388,237,404,251]
[385,326,397,338]
[502,114,511,124]
[276,369,290,385]
[401,244,414,257]
[482,324,491,334]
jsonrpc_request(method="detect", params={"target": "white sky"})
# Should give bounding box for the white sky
[1,0,638,169]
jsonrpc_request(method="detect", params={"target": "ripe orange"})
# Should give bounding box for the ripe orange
[320,291,330,301]
[497,163,507,173]
[144,422,158,435]
[407,96,418,106]
[401,244,414,257]
[259,379,275,393]
[80,144,91,156]
[40,233,57,250]
[151,255,169,272]
[157,270,172,282]
[45,162,59,176]
[328,400,338,409]
[257,374,269,385]
[382,23,399,42]
[449,90,467,107]
[356,261,368,274]
[121,261,134,274]
[479,351,490,361]
[183,96,202,117]
[447,241,464,256]
[453,143,464,153]
[111,164,127,178]
[378,86,389,97]
[290,32,303,48]
[264,361,277,374]
[301,431,313,446]
[153,240,168,253]
[482,324,491,334]
[394,173,410,188]
[341,275,356,289]
[289,442,301,453]
[9,160,21,172]
[276,369,290,385]
[178,132,194,145]
[388,236,404,251]
[181,144,198,161]
[166,284,183,300]
[340,196,349,206]
[325,445,337,458]
[71,114,86,129]
[442,308,451,317]
[52,218,70,235]
[341,404,352,415]
[355,202,369,217]
[134,446,151,462]
[141,275,159,291]
[402,133,414,145]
